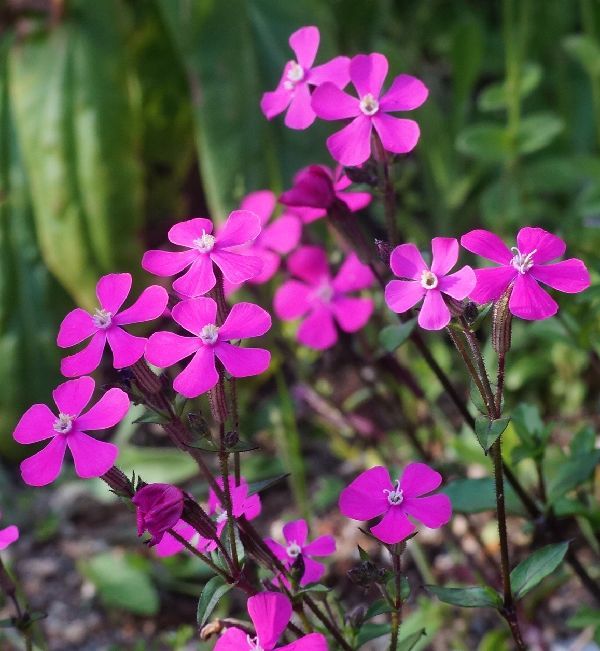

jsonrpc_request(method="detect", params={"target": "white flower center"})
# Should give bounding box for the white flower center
[420,270,439,290]
[247,635,264,651]
[53,412,75,435]
[383,480,404,506]
[510,247,536,274]
[193,230,216,253]
[359,93,379,116]
[286,541,302,559]
[314,282,334,303]
[92,308,112,329]
[284,60,305,90]
[200,323,219,345]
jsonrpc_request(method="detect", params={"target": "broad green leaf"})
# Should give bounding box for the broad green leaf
[510,542,569,599]
[442,478,526,516]
[196,575,233,628]
[364,599,393,621]
[356,622,391,647]
[478,62,542,112]
[456,123,510,162]
[398,629,427,651]
[79,552,159,616]
[547,450,600,503]
[517,113,563,155]
[567,606,600,628]
[474,416,510,453]
[425,585,502,609]
[380,318,417,352]
[511,403,545,446]
[563,35,600,78]
[118,446,198,484]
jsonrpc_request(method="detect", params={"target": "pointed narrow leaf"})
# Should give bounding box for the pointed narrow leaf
[398,629,427,651]
[425,585,502,609]
[510,542,569,599]
[197,575,233,628]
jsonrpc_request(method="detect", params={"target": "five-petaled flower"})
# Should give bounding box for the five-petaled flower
[339,463,452,545]
[145,297,271,398]
[215,591,328,650]
[261,25,350,130]
[279,164,372,223]
[311,53,428,166]
[265,519,336,587]
[461,227,591,320]
[274,246,374,350]
[385,238,476,330]
[0,512,19,551]
[132,483,185,547]
[57,273,168,377]
[142,211,263,297]
[13,377,128,486]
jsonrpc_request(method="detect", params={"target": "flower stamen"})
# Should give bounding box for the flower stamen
[200,323,219,346]
[286,541,302,558]
[284,60,305,90]
[92,308,112,329]
[420,270,439,290]
[510,247,536,274]
[193,230,216,253]
[383,480,404,506]
[53,413,75,435]
[359,93,379,116]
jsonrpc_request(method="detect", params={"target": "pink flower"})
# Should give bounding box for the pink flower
[132,483,185,547]
[0,512,19,551]
[385,238,476,330]
[13,377,128,486]
[146,298,271,398]
[142,211,263,297]
[265,519,336,586]
[279,165,372,223]
[274,246,374,350]
[57,273,168,377]
[339,463,452,545]
[261,25,350,131]
[311,53,428,166]
[215,591,328,651]
[156,477,261,557]
[461,227,591,320]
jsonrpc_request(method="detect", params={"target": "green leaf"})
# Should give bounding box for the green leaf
[380,318,417,352]
[132,410,170,425]
[478,62,542,112]
[79,552,159,616]
[547,450,600,503]
[474,416,510,453]
[442,478,526,516]
[456,123,510,162]
[425,585,502,609]
[517,113,563,155]
[567,606,600,628]
[118,446,198,484]
[398,629,427,651]
[510,542,569,599]
[563,34,600,78]
[196,575,233,628]
[356,622,391,647]
[511,403,545,446]
[246,473,290,497]
[364,599,393,621]
[229,439,259,453]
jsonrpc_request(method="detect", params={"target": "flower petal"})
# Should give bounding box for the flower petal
[303,535,336,557]
[384,279,425,314]
[379,73,429,111]
[469,266,516,304]
[145,332,201,367]
[278,633,328,651]
[370,507,416,544]
[287,246,330,285]
[301,557,325,585]
[249,249,282,284]
[173,347,218,397]
[214,343,270,378]
[309,55,350,87]
[240,190,276,226]
[289,25,319,69]
[52,376,95,416]
[173,254,216,297]
[339,466,392,521]
[218,210,261,249]
[13,404,56,444]
[96,273,132,314]
[274,281,312,320]
[219,302,272,340]
[431,237,459,276]
[461,229,512,265]
[438,266,476,300]
[389,243,428,280]
[350,53,388,98]
[285,83,316,130]
[509,273,558,320]
[340,190,372,213]
[264,538,289,563]
[142,249,198,277]
[211,250,263,285]
[114,285,169,325]
[214,628,250,651]
[261,87,293,120]
[326,115,373,167]
[311,82,361,120]
[400,462,442,497]
[247,592,291,649]
[403,494,452,528]
[297,306,337,350]
[372,114,420,154]
[283,519,308,547]
[76,388,130,431]
[530,259,591,293]
[418,290,451,330]
[172,297,218,335]
[60,331,107,377]
[57,309,95,347]
[260,214,302,254]
[20,436,67,487]
[331,296,373,332]
[106,327,146,369]
[332,252,375,292]
[67,431,119,479]
[516,227,565,263]
[168,218,213,247]
[0,526,19,551]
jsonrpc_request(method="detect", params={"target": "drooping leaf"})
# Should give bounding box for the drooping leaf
[246,473,290,497]
[425,585,502,609]
[196,575,233,628]
[380,318,417,352]
[510,542,569,599]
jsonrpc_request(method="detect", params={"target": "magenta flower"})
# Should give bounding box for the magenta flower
[385,238,476,330]
[461,227,591,320]
[311,53,428,166]
[142,211,263,297]
[265,519,336,586]
[146,298,271,398]
[339,463,452,545]
[13,377,128,487]
[132,484,185,547]
[274,246,374,350]
[279,164,372,223]
[215,591,328,651]
[261,25,350,131]
[0,512,19,551]
[57,273,168,377]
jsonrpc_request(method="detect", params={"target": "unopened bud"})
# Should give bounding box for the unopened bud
[348,560,386,587]
[463,301,479,324]
[492,287,513,355]
[187,412,211,438]
[346,604,368,628]
[290,553,305,586]
[344,164,378,187]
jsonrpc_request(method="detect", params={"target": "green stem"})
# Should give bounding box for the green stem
[373,134,398,243]
[389,548,404,651]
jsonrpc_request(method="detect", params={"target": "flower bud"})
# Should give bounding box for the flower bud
[492,287,513,356]
[132,483,184,546]
[280,165,336,210]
